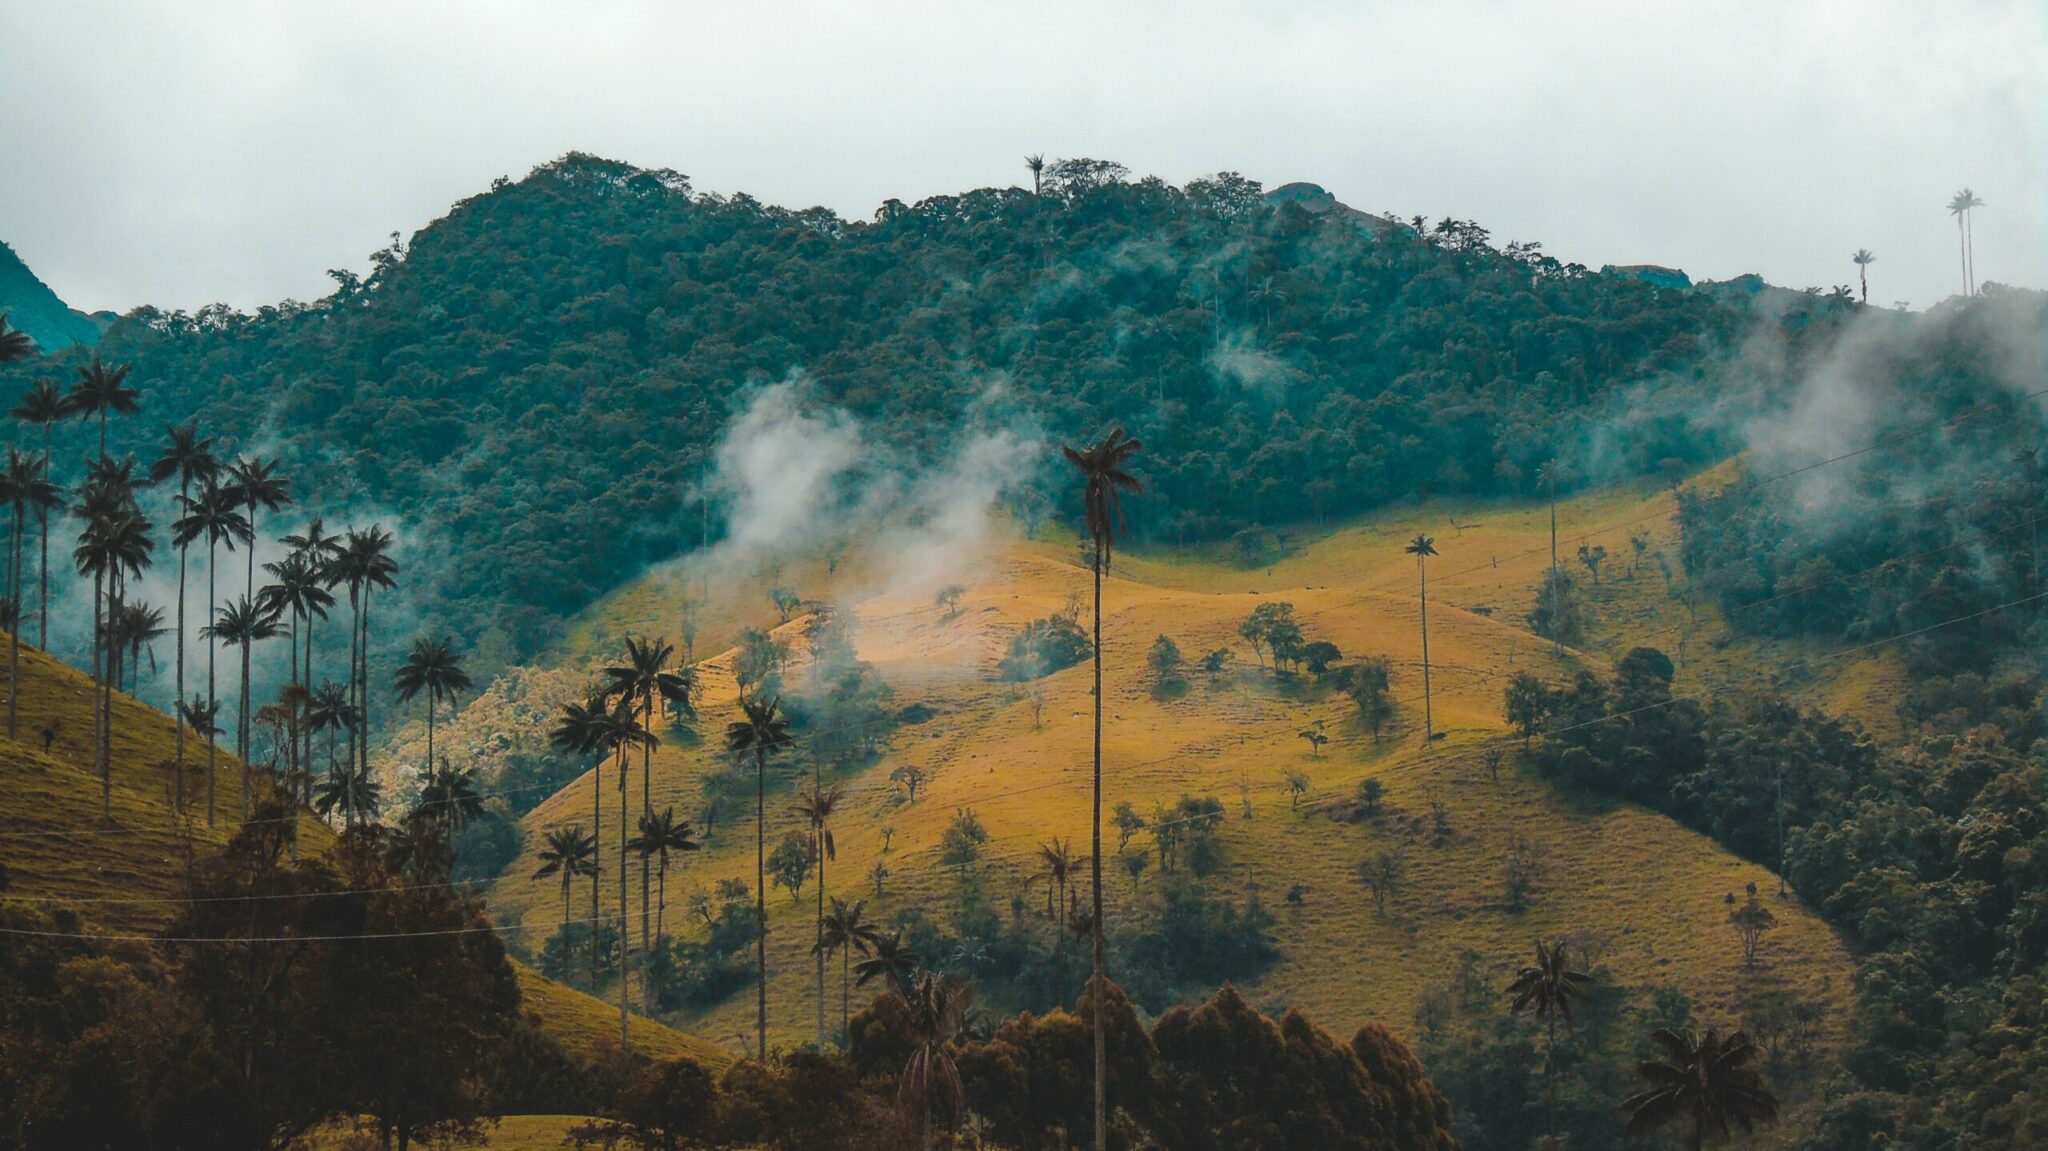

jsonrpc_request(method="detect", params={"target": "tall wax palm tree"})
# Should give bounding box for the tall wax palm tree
[1852,249,1876,304]
[604,635,696,1000]
[72,504,154,818]
[1036,837,1085,929]
[1061,424,1143,1151]
[793,782,844,1045]
[306,680,352,781]
[282,515,343,775]
[312,763,381,829]
[223,455,289,612]
[552,695,615,985]
[854,931,920,996]
[67,356,140,458]
[335,526,397,781]
[173,480,250,823]
[598,696,653,1046]
[111,600,167,695]
[394,636,471,787]
[1,447,57,737]
[151,421,219,770]
[204,594,281,816]
[1623,1028,1779,1150]
[535,825,601,922]
[1025,154,1045,196]
[0,314,35,363]
[817,897,881,1044]
[1406,535,1440,742]
[260,551,332,802]
[178,696,220,803]
[890,972,973,1151]
[1949,188,1985,296]
[12,378,69,651]
[726,693,792,1059]
[1508,937,1593,1142]
[630,806,701,1012]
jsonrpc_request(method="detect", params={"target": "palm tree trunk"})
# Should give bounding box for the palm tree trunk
[240,640,253,816]
[756,744,768,1060]
[641,692,654,1015]
[1090,554,1107,1151]
[95,570,109,820]
[619,742,630,1049]
[358,588,371,780]
[206,546,219,826]
[592,749,603,989]
[1959,215,1969,297]
[816,822,827,1047]
[1966,208,1977,297]
[37,429,49,651]
[8,501,23,740]
[654,857,668,1014]
[302,611,314,805]
[174,480,190,779]
[842,942,851,1045]
[1418,555,1432,741]
[425,694,435,782]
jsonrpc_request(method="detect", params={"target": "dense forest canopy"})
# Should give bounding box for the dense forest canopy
[0,152,1766,662]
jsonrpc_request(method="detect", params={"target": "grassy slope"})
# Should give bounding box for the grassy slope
[0,636,726,1070]
[476,476,1866,1079]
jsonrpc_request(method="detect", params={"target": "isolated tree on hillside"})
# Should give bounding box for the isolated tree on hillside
[1852,248,1876,304]
[1341,656,1395,741]
[1948,188,1985,296]
[1062,423,1143,1151]
[1036,836,1085,930]
[67,355,139,457]
[0,314,34,363]
[535,824,600,923]
[152,420,219,774]
[1406,534,1439,741]
[726,693,792,1060]
[793,782,844,1045]
[394,636,471,788]
[12,377,69,650]
[816,896,881,1044]
[1505,672,1553,743]
[629,806,699,1012]
[1577,543,1606,585]
[1623,1028,1779,1150]
[1508,937,1592,1143]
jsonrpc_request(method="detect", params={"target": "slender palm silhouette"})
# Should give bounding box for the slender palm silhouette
[203,594,281,815]
[12,378,70,650]
[223,455,289,615]
[1025,154,1045,196]
[1508,937,1592,1141]
[793,782,844,1044]
[151,421,219,774]
[1622,1028,1779,1150]
[0,314,35,363]
[67,356,140,457]
[1406,534,1440,741]
[854,930,920,996]
[312,762,380,828]
[259,551,333,801]
[173,480,249,823]
[816,896,881,1043]
[1851,249,1876,304]
[1036,837,1085,930]
[726,693,792,1059]
[535,825,601,922]
[305,680,354,784]
[394,635,471,785]
[1949,188,1985,296]
[334,526,398,781]
[889,972,973,1151]
[418,758,485,832]
[630,806,700,1012]
[604,635,695,1000]
[1,448,57,737]
[72,463,153,818]
[1061,424,1142,1151]
[282,516,343,776]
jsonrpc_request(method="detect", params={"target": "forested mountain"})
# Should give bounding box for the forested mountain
[0,153,1763,660]
[0,242,100,353]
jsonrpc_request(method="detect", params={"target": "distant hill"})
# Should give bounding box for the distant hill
[0,241,100,352]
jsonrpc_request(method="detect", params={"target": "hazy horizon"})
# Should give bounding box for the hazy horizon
[2,0,2041,315]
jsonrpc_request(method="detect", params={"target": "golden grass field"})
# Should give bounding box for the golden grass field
[462,473,1870,1091]
[0,634,728,1070]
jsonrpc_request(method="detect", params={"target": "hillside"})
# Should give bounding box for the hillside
[458,476,1859,1091]
[0,153,1779,674]
[0,630,728,1071]
[0,241,100,353]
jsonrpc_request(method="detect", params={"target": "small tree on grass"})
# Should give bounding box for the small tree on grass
[935,584,965,618]
[770,586,803,622]
[1148,634,1184,688]
[1356,777,1385,817]
[1729,896,1777,968]
[769,831,813,902]
[890,764,926,803]
[1301,641,1342,677]
[1284,770,1310,808]
[1120,849,1149,891]
[1341,657,1395,741]
[940,807,988,875]
[1112,802,1146,852]
[1201,647,1232,681]
[1505,673,1553,743]
[1502,833,1541,911]
[1358,849,1406,916]
[1297,722,1328,758]
[1577,543,1607,585]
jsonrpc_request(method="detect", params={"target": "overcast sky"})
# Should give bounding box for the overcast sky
[2,0,2039,315]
